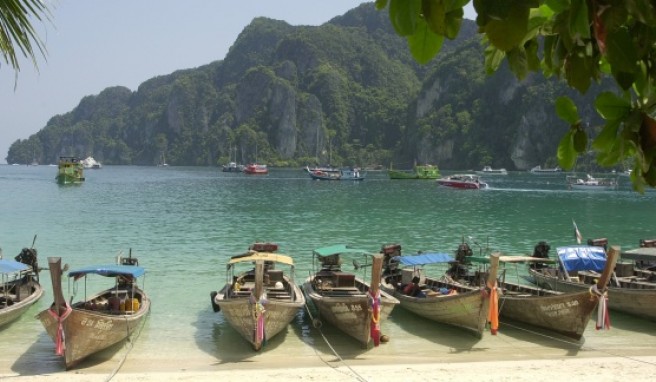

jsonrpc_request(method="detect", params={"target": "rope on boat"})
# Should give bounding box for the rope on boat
[104,307,151,382]
[303,300,368,382]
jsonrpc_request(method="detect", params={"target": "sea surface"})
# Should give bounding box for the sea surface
[1,165,655,375]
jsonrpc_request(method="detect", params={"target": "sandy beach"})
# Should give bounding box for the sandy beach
[3,356,656,381]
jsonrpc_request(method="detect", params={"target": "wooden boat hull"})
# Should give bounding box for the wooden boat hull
[381,278,488,337]
[530,268,656,321]
[303,277,398,347]
[214,284,305,350]
[37,288,150,369]
[0,282,43,328]
[498,282,598,340]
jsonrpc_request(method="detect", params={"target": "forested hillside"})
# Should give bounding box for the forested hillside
[6,3,614,171]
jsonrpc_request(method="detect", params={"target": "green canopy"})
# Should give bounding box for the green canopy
[312,244,369,257]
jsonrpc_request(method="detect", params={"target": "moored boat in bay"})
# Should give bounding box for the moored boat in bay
[302,244,399,348]
[0,242,43,329]
[37,251,150,369]
[210,243,305,351]
[379,243,499,337]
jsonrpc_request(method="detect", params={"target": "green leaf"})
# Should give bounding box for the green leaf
[594,92,631,121]
[592,119,621,151]
[557,130,577,169]
[606,27,638,74]
[525,39,540,71]
[507,47,528,80]
[375,0,389,10]
[573,127,587,152]
[408,18,445,64]
[444,8,464,40]
[569,0,591,40]
[390,0,421,36]
[565,53,593,93]
[483,5,530,52]
[484,44,505,74]
[423,0,447,36]
[555,96,579,124]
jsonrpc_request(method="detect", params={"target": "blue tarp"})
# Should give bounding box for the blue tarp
[556,245,607,273]
[68,264,146,278]
[394,253,454,266]
[0,259,29,274]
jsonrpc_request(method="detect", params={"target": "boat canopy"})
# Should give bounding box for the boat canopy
[313,244,370,257]
[556,245,606,273]
[394,253,454,266]
[469,255,556,264]
[0,259,29,274]
[68,264,146,279]
[621,247,656,262]
[228,251,294,266]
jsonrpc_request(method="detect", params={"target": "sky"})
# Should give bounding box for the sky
[0,1,475,164]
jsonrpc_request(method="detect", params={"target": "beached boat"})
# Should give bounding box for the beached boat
[567,174,618,191]
[306,166,365,181]
[436,174,488,189]
[467,242,618,340]
[476,166,508,175]
[222,162,244,172]
[243,163,268,175]
[388,164,440,180]
[302,244,399,348]
[80,156,102,169]
[379,243,499,337]
[529,165,562,175]
[37,252,150,369]
[55,156,85,184]
[530,245,656,321]
[0,246,43,328]
[210,243,305,351]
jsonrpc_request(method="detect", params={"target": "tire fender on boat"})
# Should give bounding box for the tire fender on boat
[210,291,221,312]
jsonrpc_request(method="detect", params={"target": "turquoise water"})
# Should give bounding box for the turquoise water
[1,165,655,374]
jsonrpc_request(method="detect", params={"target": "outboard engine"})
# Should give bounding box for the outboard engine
[455,243,473,264]
[587,238,608,252]
[381,244,402,275]
[15,248,38,273]
[530,241,551,270]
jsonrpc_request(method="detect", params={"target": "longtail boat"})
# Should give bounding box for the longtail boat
[37,252,150,369]
[0,244,43,328]
[302,244,399,348]
[210,243,305,351]
[530,245,656,321]
[468,242,618,340]
[379,243,499,337]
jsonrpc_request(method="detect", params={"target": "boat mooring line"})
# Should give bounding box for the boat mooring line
[104,308,151,382]
[499,320,656,367]
[303,301,369,382]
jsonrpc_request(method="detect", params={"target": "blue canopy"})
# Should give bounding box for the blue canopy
[394,252,454,266]
[556,246,607,273]
[68,264,146,278]
[0,259,29,274]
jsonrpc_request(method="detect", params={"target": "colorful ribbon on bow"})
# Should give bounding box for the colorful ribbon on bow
[369,289,382,346]
[487,282,499,335]
[590,284,611,330]
[47,303,73,356]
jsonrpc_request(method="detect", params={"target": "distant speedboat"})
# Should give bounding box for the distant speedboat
[476,166,507,175]
[567,174,618,191]
[222,162,244,172]
[80,156,102,169]
[437,174,488,189]
[530,165,561,175]
[243,163,268,175]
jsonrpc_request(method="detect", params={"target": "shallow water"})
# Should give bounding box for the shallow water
[1,165,654,375]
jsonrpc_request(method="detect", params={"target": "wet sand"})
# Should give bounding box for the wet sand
[2,309,656,381]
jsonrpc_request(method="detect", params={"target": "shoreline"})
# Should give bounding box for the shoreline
[3,356,656,381]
